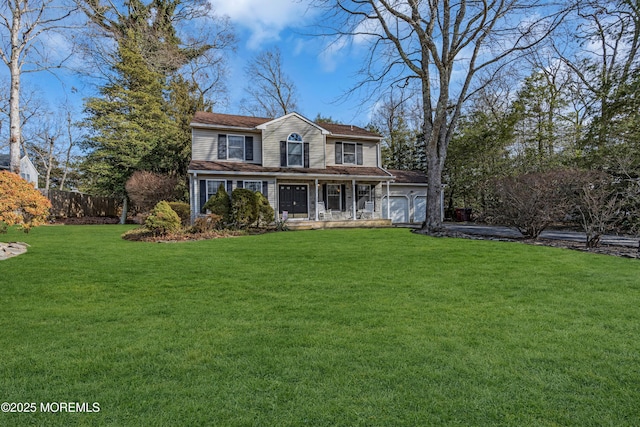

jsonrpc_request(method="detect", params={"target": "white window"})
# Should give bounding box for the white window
[343,143,356,164]
[244,180,262,193]
[227,135,244,160]
[335,142,363,165]
[287,133,303,167]
[206,180,226,200]
[218,134,253,161]
[327,184,342,211]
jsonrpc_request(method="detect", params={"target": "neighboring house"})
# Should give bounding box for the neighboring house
[188,111,429,224]
[0,154,39,188]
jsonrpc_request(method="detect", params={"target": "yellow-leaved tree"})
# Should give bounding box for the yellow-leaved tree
[0,171,51,233]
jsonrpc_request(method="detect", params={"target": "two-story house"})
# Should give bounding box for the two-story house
[188,111,430,225]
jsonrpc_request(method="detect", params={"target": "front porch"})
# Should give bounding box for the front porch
[284,218,392,230]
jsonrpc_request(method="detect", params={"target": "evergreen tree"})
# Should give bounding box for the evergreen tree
[511,72,567,172]
[80,30,181,218]
[444,101,515,215]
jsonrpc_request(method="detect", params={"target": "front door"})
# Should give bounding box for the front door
[279,185,308,218]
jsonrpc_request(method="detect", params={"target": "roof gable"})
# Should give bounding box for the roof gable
[256,112,330,135]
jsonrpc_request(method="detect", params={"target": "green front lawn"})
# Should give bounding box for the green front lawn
[1,226,639,426]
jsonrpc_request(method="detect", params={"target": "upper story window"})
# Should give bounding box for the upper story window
[280,133,309,168]
[335,142,363,165]
[218,134,254,161]
[287,133,303,167]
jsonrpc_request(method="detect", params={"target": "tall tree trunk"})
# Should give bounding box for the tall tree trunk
[120,196,128,224]
[9,9,21,175]
[60,111,74,190]
[425,151,444,231]
[44,136,54,194]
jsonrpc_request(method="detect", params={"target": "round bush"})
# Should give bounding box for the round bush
[203,185,231,224]
[145,201,181,235]
[167,202,191,226]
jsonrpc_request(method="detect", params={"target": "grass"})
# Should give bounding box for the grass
[1,225,639,426]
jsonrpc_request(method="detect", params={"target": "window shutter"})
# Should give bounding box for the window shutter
[356,143,363,165]
[340,184,346,211]
[280,141,287,167]
[335,142,342,164]
[322,184,327,204]
[245,136,254,161]
[218,134,227,160]
[262,181,268,196]
[237,181,244,189]
[199,180,207,213]
[304,143,310,168]
[226,181,233,194]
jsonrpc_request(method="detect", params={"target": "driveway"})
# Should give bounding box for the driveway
[443,223,640,248]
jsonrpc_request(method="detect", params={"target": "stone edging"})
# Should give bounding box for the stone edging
[0,242,29,260]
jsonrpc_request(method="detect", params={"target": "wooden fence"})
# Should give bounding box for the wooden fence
[43,190,120,218]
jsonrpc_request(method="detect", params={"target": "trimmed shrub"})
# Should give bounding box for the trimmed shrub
[231,188,259,228]
[256,192,275,226]
[203,185,231,224]
[145,201,181,236]
[0,171,51,233]
[168,202,191,226]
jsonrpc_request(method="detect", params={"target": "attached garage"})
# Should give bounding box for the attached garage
[382,170,435,224]
[382,196,409,223]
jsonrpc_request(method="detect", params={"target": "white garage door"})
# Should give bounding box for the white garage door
[382,196,409,223]
[414,196,426,223]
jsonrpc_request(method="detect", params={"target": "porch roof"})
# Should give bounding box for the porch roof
[387,169,428,184]
[189,160,394,181]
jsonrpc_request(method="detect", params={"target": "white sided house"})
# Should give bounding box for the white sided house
[0,154,39,188]
[188,112,429,226]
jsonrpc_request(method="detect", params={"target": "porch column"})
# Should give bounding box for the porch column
[275,177,279,219]
[315,179,319,221]
[190,173,196,225]
[352,179,356,220]
[386,181,390,220]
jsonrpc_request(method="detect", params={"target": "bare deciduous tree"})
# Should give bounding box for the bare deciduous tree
[484,170,578,239]
[241,47,298,118]
[24,103,79,193]
[0,0,76,174]
[573,170,621,248]
[315,0,569,233]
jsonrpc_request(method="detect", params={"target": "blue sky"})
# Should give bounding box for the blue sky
[210,0,373,125]
[0,0,375,142]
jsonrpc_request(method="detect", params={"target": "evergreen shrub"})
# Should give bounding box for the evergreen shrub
[168,202,190,226]
[203,185,231,224]
[231,188,259,228]
[145,201,181,235]
[256,192,275,226]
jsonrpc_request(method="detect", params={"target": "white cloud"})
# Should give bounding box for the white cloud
[209,0,315,49]
[318,37,348,72]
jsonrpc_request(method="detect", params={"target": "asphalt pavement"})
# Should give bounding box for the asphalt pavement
[443,223,640,248]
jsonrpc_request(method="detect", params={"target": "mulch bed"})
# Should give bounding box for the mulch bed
[415,228,639,259]
[525,238,639,259]
[54,217,120,225]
